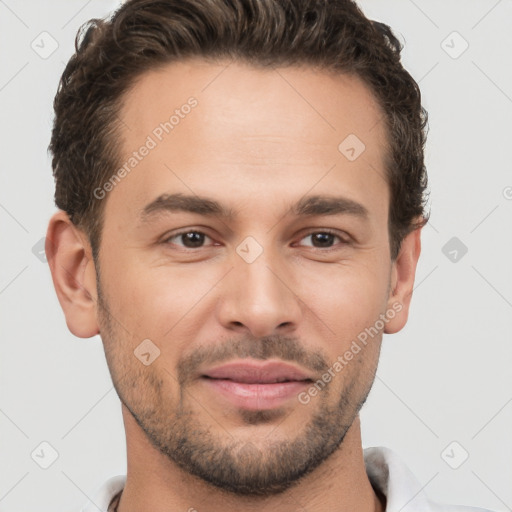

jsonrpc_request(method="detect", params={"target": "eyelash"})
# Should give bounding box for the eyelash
[161,228,350,252]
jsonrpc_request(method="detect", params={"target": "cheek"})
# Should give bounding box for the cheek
[106,261,220,340]
[297,260,389,337]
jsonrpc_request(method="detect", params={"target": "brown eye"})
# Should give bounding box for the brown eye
[298,230,347,249]
[164,230,213,249]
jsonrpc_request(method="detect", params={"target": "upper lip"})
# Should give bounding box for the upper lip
[201,360,314,384]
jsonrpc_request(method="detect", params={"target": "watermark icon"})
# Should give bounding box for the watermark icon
[32,236,47,262]
[31,31,59,59]
[298,302,403,405]
[503,186,512,200]
[441,31,469,60]
[134,339,161,366]
[31,441,59,469]
[441,441,469,469]
[93,97,198,200]
[338,134,366,162]
[441,236,468,263]
[236,236,264,263]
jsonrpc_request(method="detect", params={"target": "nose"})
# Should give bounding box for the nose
[216,244,302,339]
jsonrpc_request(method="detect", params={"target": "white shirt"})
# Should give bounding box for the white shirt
[81,446,494,512]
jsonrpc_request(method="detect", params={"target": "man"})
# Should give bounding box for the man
[45,0,494,511]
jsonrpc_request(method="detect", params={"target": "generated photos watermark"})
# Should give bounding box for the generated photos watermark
[94,97,198,200]
[298,302,403,405]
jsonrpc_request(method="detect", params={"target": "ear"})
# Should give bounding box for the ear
[384,224,422,334]
[45,210,100,338]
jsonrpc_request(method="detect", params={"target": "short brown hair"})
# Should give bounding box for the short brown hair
[49,0,429,261]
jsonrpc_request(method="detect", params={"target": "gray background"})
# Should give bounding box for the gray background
[0,0,511,511]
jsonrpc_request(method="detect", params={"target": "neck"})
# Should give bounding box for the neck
[117,406,385,512]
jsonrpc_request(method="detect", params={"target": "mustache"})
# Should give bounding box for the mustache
[176,334,330,387]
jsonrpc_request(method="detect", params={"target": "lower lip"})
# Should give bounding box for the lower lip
[201,377,310,410]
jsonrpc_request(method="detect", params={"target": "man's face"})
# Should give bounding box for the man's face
[95,60,396,495]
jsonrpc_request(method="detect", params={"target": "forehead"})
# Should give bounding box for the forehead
[120,58,386,147]
[107,59,389,225]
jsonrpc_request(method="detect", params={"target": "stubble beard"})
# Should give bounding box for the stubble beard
[97,278,378,497]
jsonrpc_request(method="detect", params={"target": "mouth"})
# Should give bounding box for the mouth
[199,360,314,410]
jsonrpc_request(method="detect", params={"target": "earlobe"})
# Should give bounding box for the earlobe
[384,225,422,335]
[45,211,100,338]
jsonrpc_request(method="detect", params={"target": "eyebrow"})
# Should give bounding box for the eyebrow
[139,192,369,223]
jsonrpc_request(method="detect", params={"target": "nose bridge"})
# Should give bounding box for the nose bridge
[217,235,301,336]
[241,244,284,304]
